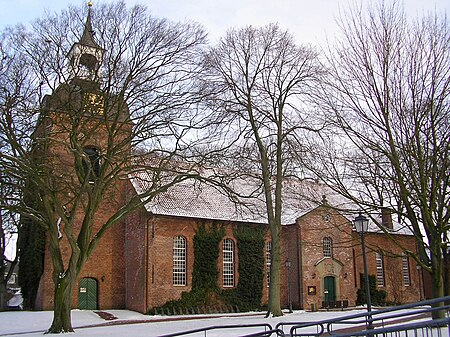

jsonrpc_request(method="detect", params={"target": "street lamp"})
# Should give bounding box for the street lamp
[285,260,293,313]
[354,212,373,330]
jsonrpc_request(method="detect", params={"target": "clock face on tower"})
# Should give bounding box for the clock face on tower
[83,92,104,115]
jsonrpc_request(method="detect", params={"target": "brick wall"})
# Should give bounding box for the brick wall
[124,203,147,313]
[353,232,420,305]
[145,217,244,309]
[295,206,356,310]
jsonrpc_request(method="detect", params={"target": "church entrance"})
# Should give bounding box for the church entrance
[324,276,336,306]
[78,277,98,310]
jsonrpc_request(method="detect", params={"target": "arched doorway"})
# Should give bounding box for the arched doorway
[78,277,98,310]
[324,276,336,306]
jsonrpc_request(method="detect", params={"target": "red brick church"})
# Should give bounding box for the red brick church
[32,5,421,313]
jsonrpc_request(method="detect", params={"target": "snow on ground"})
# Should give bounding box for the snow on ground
[0,308,431,337]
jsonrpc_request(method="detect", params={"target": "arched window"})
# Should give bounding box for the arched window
[173,236,187,286]
[82,146,101,183]
[266,241,272,287]
[402,252,410,286]
[222,239,235,287]
[376,252,385,286]
[323,237,333,257]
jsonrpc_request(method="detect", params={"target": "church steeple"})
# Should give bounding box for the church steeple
[68,1,104,85]
[79,2,102,50]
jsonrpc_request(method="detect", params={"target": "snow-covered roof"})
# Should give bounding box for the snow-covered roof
[128,162,413,235]
[129,165,351,225]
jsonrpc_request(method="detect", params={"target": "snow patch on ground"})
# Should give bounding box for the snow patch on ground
[0,308,431,337]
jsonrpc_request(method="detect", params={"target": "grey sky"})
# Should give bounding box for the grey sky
[1,0,449,47]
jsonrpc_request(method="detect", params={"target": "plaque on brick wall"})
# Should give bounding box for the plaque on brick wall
[307,286,316,295]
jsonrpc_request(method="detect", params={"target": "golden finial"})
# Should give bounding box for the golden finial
[87,1,93,7]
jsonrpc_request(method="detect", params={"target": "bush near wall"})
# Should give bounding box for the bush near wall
[356,274,387,307]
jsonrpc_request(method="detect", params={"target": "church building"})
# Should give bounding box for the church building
[30,4,421,314]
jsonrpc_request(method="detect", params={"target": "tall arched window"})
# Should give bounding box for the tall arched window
[376,252,385,286]
[82,146,101,183]
[323,237,333,257]
[402,252,410,286]
[222,239,235,287]
[173,236,187,286]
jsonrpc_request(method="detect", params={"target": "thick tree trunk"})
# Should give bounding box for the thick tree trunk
[267,225,282,317]
[47,276,75,333]
[430,244,445,319]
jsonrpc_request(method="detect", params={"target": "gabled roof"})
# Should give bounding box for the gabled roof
[129,164,352,225]
[128,160,414,236]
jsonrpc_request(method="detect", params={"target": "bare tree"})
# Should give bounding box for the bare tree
[0,176,20,310]
[0,1,208,332]
[0,32,39,310]
[201,24,322,316]
[304,1,449,317]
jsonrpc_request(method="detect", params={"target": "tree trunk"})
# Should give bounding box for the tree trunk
[430,248,445,319]
[444,250,450,297]
[267,225,282,317]
[0,281,7,311]
[47,276,75,333]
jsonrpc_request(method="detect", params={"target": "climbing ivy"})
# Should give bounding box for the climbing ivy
[191,222,224,292]
[152,222,266,314]
[18,215,45,310]
[153,222,224,313]
[224,224,265,311]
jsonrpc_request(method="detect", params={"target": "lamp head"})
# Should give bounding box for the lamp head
[354,212,369,233]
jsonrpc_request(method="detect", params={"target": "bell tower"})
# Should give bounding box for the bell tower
[68,1,104,85]
[30,1,129,311]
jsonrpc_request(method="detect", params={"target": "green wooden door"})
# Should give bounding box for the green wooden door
[78,278,98,310]
[324,276,336,303]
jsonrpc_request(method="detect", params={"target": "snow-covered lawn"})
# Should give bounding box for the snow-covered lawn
[0,308,434,337]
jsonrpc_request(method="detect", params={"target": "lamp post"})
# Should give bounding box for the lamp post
[285,260,293,313]
[354,212,373,330]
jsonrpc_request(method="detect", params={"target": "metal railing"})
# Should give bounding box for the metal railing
[156,296,450,337]
[277,296,450,337]
[158,323,274,337]
[238,328,286,337]
[331,317,450,337]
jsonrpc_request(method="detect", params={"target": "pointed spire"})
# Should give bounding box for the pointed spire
[79,1,101,49]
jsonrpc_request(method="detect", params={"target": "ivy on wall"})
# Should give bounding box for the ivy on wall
[18,215,45,310]
[157,221,224,311]
[152,222,267,314]
[191,222,224,292]
[224,224,265,311]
